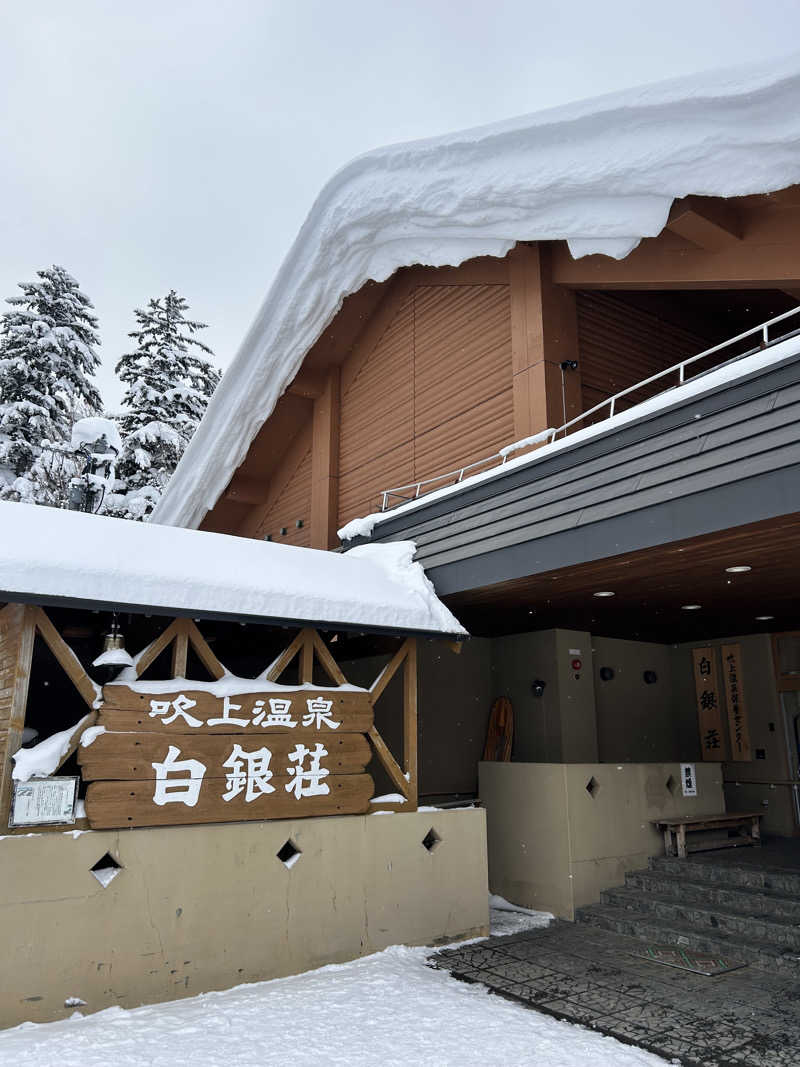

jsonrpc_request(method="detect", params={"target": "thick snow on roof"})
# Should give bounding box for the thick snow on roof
[153,53,800,532]
[0,503,465,636]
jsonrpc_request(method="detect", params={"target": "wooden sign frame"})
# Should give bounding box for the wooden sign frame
[691,647,726,762]
[1,608,420,830]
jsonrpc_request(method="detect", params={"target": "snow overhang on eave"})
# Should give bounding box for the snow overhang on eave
[0,589,467,642]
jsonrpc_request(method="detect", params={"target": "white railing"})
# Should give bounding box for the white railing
[379,305,800,512]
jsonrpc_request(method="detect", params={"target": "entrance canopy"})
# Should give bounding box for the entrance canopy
[0,502,465,638]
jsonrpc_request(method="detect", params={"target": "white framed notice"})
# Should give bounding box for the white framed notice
[680,763,697,798]
[9,777,78,828]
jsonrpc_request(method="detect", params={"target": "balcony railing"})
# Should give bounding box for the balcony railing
[379,305,800,512]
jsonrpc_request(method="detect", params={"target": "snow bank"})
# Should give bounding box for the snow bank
[12,715,91,782]
[154,52,800,532]
[71,417,122,455]
[0,502,465,636]
[0,944,664,1067]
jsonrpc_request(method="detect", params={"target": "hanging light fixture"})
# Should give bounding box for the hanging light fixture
[92,613,134,673]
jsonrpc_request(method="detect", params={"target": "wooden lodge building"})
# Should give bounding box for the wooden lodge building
[6,60,800,1026]
[154,63,800,944]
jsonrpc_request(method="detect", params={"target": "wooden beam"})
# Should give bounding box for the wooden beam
[310,367,340,549]
[369,640,410,703]
[134,618,183,677]
[0,605,35,828]
[52,711,97,775]
[185,621,227,680]
[288,370,327,399]
[550,202,800,289]
[300,628,315,683]
[403,638,418,810]
[311,630,349,686]
[367,725,409,800]
[171,619,189,677]
[33,608,98,709]
[262,629,304,682]
[666,195,742,251]
[508,244,582,439]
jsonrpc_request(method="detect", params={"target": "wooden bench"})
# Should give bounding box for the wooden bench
[654,812,762,859]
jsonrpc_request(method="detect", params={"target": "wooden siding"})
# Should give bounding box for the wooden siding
[577,292,709,417]
[368,353,800,578]
[253,443,313,547]
[338,283,513,526]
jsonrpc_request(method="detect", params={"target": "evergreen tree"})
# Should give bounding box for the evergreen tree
[0,265,102,502]
[109,290,220,519]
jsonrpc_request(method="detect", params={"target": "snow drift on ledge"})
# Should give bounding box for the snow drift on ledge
[0,502,465,637]
[152,52,800,532]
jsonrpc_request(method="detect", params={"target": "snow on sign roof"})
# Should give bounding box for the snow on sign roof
[153,53,800,532]
[0,502,466,637]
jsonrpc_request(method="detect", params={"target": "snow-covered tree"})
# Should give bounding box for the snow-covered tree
[0,265,102,503]
[108,290,220,520]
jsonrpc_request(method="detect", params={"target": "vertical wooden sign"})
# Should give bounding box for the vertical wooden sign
[691,647,725,761]
[721,643,752,761]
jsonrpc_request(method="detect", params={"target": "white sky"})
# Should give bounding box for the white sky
[2,1,800,409]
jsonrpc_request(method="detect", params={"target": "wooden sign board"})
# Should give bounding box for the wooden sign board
[691,648,725,761]
[85,685,375,829]
[721,643,752,761]
[86,774,374,829]
[99,686,373,734]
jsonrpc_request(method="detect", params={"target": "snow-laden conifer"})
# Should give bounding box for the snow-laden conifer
[0,265,102,503]
[110,290,220,519]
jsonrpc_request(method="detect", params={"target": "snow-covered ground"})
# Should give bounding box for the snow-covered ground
[0,900,664,1067]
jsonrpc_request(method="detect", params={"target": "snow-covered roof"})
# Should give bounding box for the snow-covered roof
[153,53,800,532]
[0,502,466,637]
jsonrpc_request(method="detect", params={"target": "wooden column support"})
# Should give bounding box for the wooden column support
[0,605,36,828]
[509,243,582,439]
[368,638,418,812]
[310,368,340,549]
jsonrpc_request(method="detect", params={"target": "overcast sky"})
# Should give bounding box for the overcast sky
[2,1,800,408]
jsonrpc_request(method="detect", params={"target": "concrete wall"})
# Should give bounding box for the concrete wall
[490,629,598,763]
[0,808,488,1030]
[593,637,681,763]
[480,760,724,920]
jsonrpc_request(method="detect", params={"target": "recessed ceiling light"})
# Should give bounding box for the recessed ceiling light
[593,591,615,598]
[681,604,702,611]
[755,615,774,621]
[725,565,752,573]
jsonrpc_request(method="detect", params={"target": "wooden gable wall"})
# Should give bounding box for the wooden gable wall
[338,280,514,528]
[204,186,800,547]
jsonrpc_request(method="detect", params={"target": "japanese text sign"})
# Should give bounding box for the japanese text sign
[691,647,725,762]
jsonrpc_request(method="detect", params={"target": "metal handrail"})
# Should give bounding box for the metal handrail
[378,305,800,512]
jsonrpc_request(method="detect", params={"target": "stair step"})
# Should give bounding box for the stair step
[625,867,800,923]
[649,854,800,895]
[576,903,800,977]
[601,885,800,951]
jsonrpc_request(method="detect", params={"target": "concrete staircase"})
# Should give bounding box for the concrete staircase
[576,854,800,978]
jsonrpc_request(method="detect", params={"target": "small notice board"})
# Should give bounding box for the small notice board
[10,777,78,827]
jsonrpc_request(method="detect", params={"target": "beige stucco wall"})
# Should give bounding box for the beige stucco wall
[480,761,723,920]
[0,808,487,1030]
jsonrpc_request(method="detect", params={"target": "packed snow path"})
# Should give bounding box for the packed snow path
[0,943,664,1067]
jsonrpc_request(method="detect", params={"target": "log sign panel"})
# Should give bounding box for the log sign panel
[81,686,374,828]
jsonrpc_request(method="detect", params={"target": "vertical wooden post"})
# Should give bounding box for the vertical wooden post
[300,628,315,684]
[171,619,189,677]
[310,367,340,549]
[403,638,418,811]
[0,604,35,828]
[509,243,582,439]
